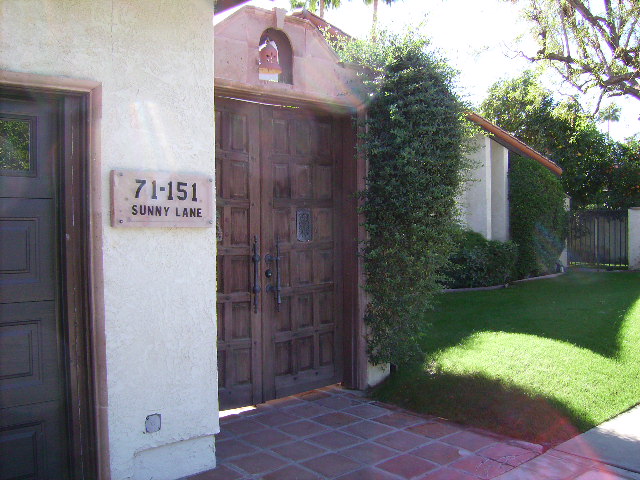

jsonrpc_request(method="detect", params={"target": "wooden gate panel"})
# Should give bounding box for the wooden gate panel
[215,99,261,409]
[216,97,347,406]
[260,106,343,400]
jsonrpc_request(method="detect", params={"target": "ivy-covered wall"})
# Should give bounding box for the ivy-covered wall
[509,154,568,278]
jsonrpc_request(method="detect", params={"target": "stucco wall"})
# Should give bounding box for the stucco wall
[214,5,361,107]
[459,135,512,242]
[461,135,492,238]
[1,2,218,479]
[490,140,509,242]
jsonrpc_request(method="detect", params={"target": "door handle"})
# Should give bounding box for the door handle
[265,237,282,311]
[251,235,261,313]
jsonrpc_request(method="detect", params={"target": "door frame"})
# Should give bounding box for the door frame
[0,71,107,479]
[214,88,367,392]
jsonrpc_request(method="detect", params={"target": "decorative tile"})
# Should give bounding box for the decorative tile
[308,430,362,450]
[185,465,244,480]
[341,420,394,439]
[375,431,430,452]
[215,439,257,460]
[222,419,267,436]
[336,467,399,480]
[451,454,514,479]
[228,452,288,475]
[342,442,397,464]
[240,428,293,448]
[376,454,437,479]
[297,390,332,401]
[422,467,478,480]
[374,412,424,428]
[343,404,390,419]
[254,411,300,427]
[302,453,361,477]
[314,395,359,409]
[278,420,328,437]
[287,403,333,419]
[478,443,538,467]
[444,431,497,452]
[262,465,322,480]
[408,421,461,439]
[314,412,361,428]
[270,441,327,461]
[412,442,467,465]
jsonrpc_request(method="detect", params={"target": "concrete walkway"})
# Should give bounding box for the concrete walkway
[496,405,640,480]
[185,386,640,480]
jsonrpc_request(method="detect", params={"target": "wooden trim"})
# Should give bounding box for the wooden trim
[215,82,363,113]
[340,114,359,388]
[467,112,563,176]
[0,71,108,480]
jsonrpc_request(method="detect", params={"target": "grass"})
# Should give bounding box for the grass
[373,271,640,446]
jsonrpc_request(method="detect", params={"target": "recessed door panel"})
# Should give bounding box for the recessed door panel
[0,93,69,479]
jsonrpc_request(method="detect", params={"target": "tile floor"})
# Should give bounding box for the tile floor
[186,385,544,480]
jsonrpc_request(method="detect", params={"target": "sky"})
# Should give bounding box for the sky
[245,0,638,141]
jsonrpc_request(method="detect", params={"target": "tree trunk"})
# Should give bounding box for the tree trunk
[320,0,325,17]
[373,0,378,29]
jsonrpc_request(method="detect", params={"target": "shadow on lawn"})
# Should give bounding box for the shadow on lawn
[375,369,582,446]
[373,272,640,446]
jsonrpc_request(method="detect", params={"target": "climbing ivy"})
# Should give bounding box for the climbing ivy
[509,154,568,278]
[334,32,472,366]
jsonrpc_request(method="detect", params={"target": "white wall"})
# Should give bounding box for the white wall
[461,135,492,238]
[629,208,640,270]
[490,140,509,242]
[459,135,512,242]
[1,2,218,479]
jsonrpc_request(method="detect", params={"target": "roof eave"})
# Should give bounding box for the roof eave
[467,112,563,176]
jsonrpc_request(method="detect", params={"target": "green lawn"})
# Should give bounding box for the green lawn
[373,271,640,446]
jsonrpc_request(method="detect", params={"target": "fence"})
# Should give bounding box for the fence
[568,210,628,269]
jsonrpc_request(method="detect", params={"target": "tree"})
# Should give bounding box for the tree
[512,0,640,108]
[595,103,621,135]
[482,71,637,209]
[290,0,341,17]
[362,0,402,31]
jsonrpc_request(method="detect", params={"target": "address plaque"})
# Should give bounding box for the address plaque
[110,169,214,228]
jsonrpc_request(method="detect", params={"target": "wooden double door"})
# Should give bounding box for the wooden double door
[216,97,346,409]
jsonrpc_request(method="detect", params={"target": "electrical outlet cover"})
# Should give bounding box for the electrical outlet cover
[145,413,161,433]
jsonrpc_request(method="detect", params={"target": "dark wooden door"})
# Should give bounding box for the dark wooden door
[0,95,69,478]
[216,98,262,408]
[216,98,343,409]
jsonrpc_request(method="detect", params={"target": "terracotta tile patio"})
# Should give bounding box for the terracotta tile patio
[185,385,545,480]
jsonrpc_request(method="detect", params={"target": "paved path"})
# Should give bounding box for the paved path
[187,385,543,479]
[185,386,640,480]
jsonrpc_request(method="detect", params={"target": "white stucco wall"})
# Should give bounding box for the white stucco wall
[460,135,492,238]
[367,362,391,388]
[1,2,218,479]
[490,140,509,242]
[629,208,640,270]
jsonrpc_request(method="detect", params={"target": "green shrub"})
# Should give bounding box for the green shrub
[509,155,568,278]
[443,230,518,288]
[333,31,472,366]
